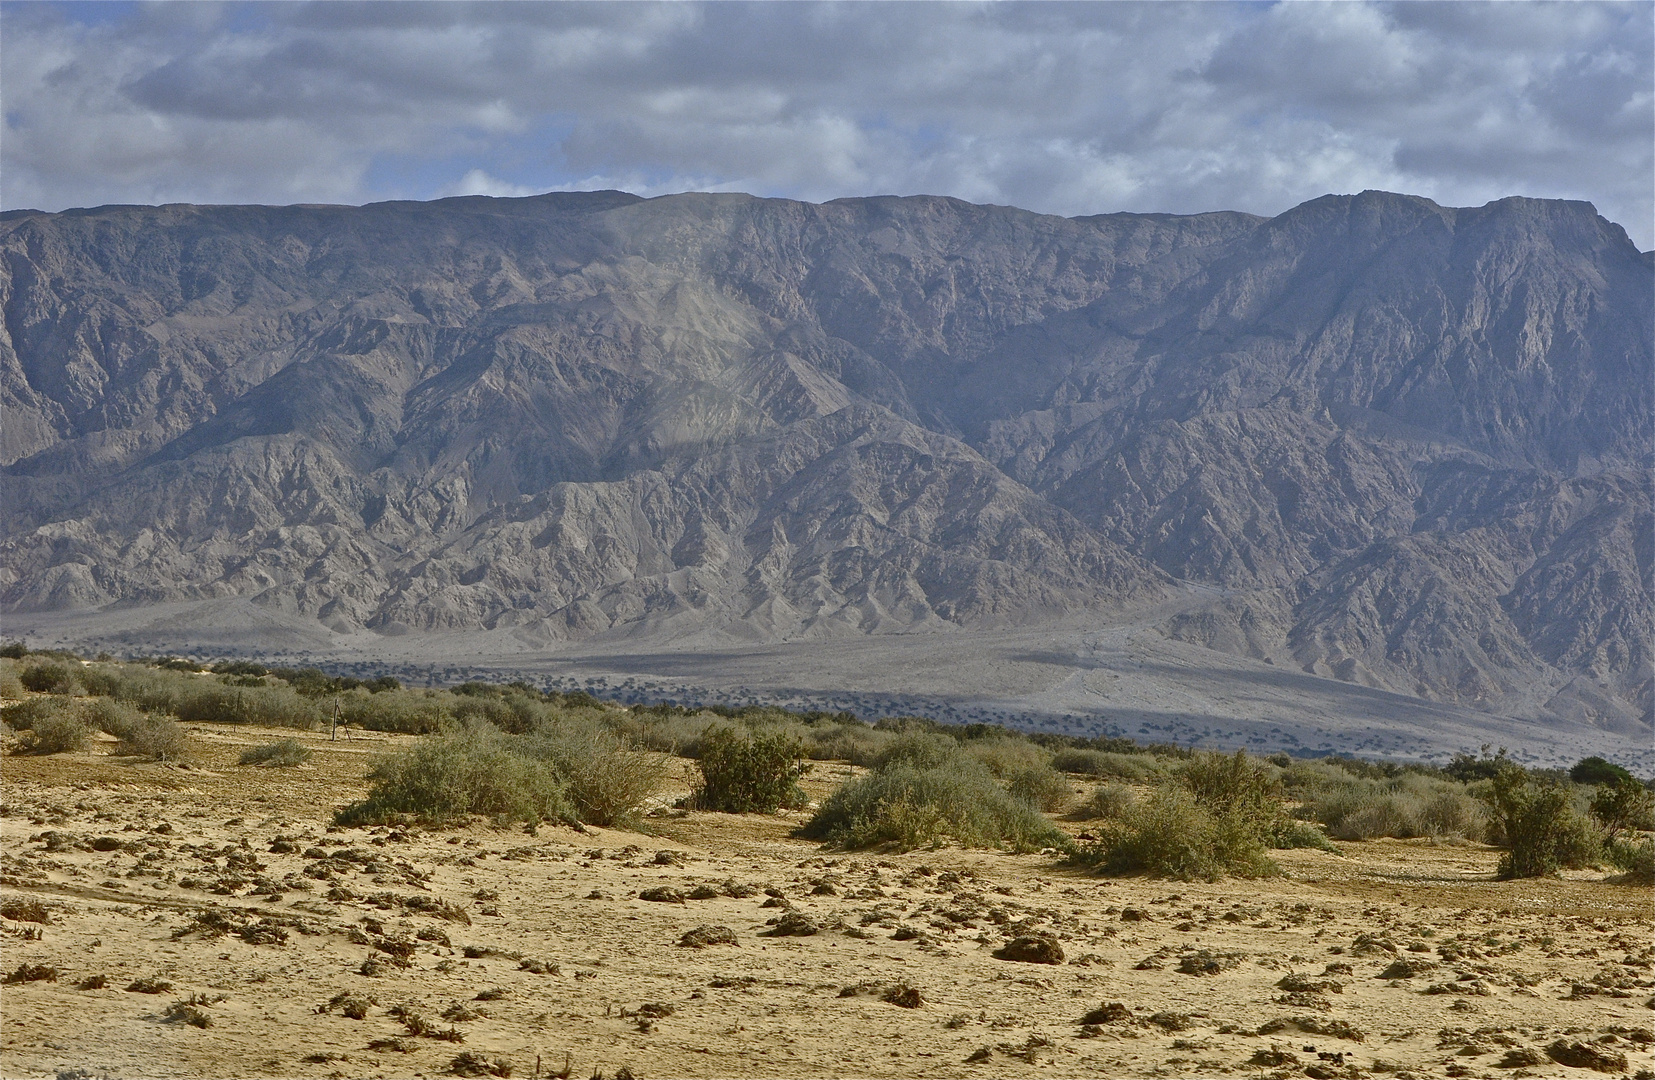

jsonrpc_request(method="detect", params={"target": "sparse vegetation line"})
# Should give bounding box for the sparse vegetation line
[1,643,1649,883]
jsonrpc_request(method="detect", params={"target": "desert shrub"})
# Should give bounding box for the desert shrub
[964,738,1051,779]
[14,705,90,754]
[105,666,196,714]
[1589,777,1655,842]
[802,757,1064,852]
[1078,782,1139,821]
[1069,786,1277,881]
[335,725,572,827]
[1293,766,1484,842]
[337,690,451,735]
[1445,746,1515,783]
[1570,756,1636,787]
[868,732,960,772]
[4,695,77,729]
[172,683,319,728]
[1051,748,1161,780]
[84,697,145,738]
[449,690,552,735]
[1326,794,1422,841]
[1484,766,1601,879]
[1416,788,1485,840]
[239,738,313,767]
[1604,837,1654,884]
[0,661,25,700]
[20,661,82,695]
[691,728,810,813]
[613,710,735,758]
[1006,764,1071,812]
[1180,750,1286,834]
[1274,819,1337,851]
[117,714,187,761]
[1068,750,1291,879]
[521,725,668,827]
[76,665,121,697]
[0,642,25,659]
[212,660,269,677]
[806,724,892,765]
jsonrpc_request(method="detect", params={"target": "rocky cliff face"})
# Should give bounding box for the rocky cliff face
[2,189,1649,729]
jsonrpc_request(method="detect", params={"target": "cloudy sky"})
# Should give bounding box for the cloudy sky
[3,1,1651,247]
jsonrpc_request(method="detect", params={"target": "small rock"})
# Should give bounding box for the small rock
[678,925,738,949]
[1545,1040,1628,1073]
[1079,1002,1132,1025]
[761,912,819,937]
[993,933,1063,964]
[1177,950,1242,976]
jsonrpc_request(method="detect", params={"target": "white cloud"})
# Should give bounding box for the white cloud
[442,169,540,199]
[1,1,1648,246]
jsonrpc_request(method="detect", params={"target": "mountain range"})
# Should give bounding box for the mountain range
[1,188,1649,733]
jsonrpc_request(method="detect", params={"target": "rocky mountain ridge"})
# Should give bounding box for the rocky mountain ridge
[1,189,1649,730]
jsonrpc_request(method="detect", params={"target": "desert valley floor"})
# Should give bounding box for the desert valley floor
[1,724,1650,1080]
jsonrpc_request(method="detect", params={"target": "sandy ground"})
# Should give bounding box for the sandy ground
[11,601,1650,774]
[1,726,1651,1080]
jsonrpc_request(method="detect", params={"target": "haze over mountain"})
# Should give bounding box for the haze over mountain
[1,189,1649,734]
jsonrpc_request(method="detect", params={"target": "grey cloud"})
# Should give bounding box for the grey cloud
[2,0,1648,247]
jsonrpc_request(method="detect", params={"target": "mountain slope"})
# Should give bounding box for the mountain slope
[1,190,1648,728]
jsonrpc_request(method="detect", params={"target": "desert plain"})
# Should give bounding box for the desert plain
[1,722,1650,1080]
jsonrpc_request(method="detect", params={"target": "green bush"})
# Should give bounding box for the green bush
[522,726,668,827]
[1416,788,1485,840]
[337,690,451,735]
[1589,778,1655,842]
[1484,766,1601,879]
[104,666,194,714]
[692,728,811,813]
[964,738,1051,779]
[1293,767,1485,842]
[20,661,81,695]
[869,732,961,772]
[1078,781,1138,821]
[76,665,121,697]
[83,697,145,740]
[611,709,739,758]
[1070,786,1277,881]
[1445,746,1514,783]
[1604,837,1654,884]
[0,662,22,700]
[1051,748,1161,780]
[172,683,319,728]
[1326,794,1421,841]
[1180,750,1286,834]
[1274,819,1337,851]
[335,725,572,827]
[1067,750,1294,879]
[117,714,187,761]
[12,703,90,754]
[806,724,893,765]
[239,738,313,767]
[1006,764,1072,812]
[448,690,552,735]
[1570,756,1636,787]
[801,757,1064,852]
[5,696,76,729]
